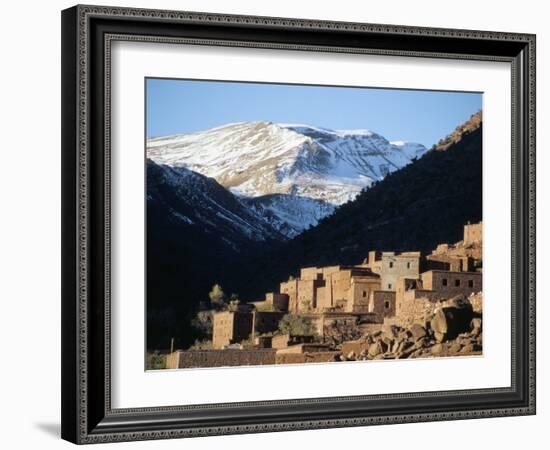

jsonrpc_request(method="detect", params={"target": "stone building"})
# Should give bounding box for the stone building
[420,270,482,298]
[265,292,289,311]
[280,265,382,314]
[250,292,290,312]
[393,270,482,326]
[254,335,273,348]
[396,270,482,304]
[317,267,381,313]
[368,290,396,321]
[278,278,299,312]
[212,311,253,349]
[426,221,483,269]
[271,333,314,349]
[362,251,421,291]
[212,309,286,349]
[464,221,482,246]
[426,253,474,272]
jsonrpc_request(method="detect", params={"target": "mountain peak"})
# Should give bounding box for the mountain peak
[147,121,427,198]
[147,121,428,237]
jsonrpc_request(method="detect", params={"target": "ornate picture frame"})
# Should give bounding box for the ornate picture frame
[61,4,536,444]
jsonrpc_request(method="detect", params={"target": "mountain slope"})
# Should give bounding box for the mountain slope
[241,113,483,297]
[147,159,284,247]
[147,159,285,349]
[295,113,483,262]
[241,194,335,238]
[147,121,427,236]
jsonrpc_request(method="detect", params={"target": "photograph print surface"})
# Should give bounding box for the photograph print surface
[145,78,483,370]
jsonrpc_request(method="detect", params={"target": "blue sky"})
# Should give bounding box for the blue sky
[146,78,482,147]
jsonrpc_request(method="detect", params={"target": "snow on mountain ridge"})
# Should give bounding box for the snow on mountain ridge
[278,123,374,137]
[147,121,427,238]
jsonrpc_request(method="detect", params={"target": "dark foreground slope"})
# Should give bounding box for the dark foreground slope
[147,160,283,349]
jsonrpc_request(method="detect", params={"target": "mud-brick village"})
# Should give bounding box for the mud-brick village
[159,221,483,369]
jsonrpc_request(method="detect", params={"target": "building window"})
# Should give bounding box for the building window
[407,262,411,269]
[389,262,394,268]
[442,278,448,286]
[388,283,392,290]
[468,280,474,288]
[362,290,367,298]
[455,279,461,287]
[384,301,390,309]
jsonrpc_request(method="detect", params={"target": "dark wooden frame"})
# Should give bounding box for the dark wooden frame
[61,4,536,444]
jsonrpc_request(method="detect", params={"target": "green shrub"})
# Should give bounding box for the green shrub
[278,314,316,336]
[188,339,214,350]
[146,352,167,370]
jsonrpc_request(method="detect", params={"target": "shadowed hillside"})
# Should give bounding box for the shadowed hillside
[146,160,284,349]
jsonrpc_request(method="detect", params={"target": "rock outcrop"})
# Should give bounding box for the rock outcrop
[336,296,482,361]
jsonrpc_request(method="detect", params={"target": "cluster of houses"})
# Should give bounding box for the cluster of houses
[166,221,483,368]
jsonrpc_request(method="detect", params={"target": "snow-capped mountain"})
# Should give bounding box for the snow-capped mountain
[147,121,427,238]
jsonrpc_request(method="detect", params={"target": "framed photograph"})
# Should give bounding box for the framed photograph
[61,4,536,444]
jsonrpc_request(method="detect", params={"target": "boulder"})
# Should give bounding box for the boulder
[434,331,446,343]
[410,324,427,341]
[470,317,482,336]
[391,338,404,354]
[430,300,474,342]
[459,343,475,354]
[413,338,428,350]
[341,341,370,357]
[398,330,412,341]
[398,346,416,359]
[414,320,431,330]
[368,343,381,357]
[368,340,388,357]
[470,293,483,314]
[401,340,413,352]
[382,324,399,338]
[459,343,482,354]
[441,294,472,309]
[431,343,444,355]
[448,342,463,354]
